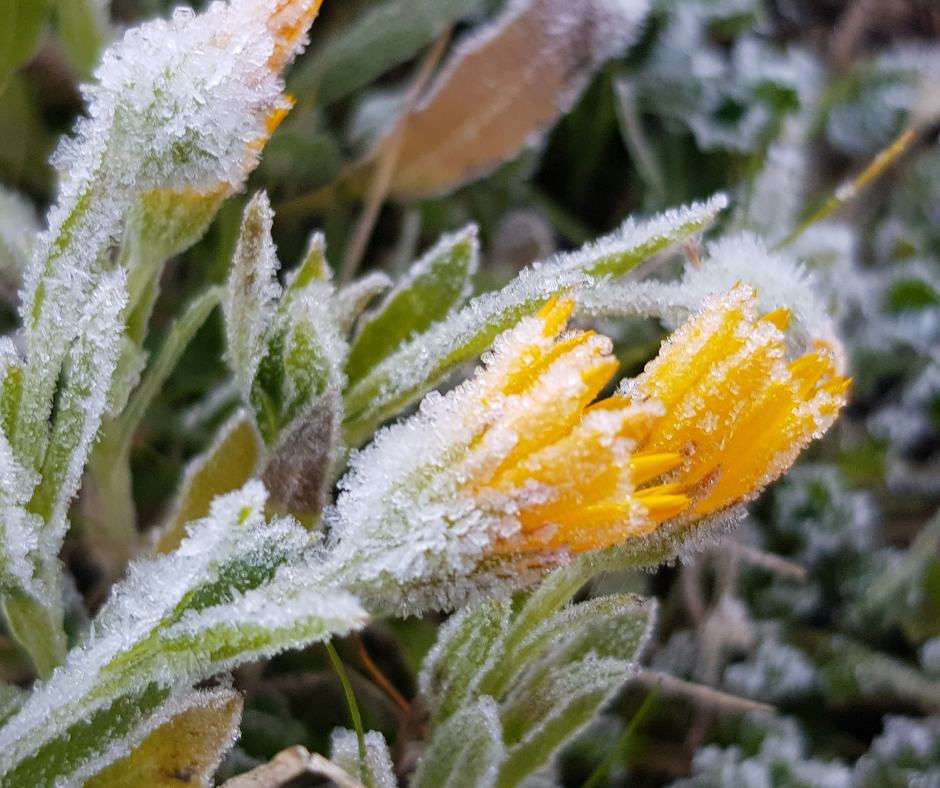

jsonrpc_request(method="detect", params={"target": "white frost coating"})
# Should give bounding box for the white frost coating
[553,193,728,276]
[22,0,314,369]
[0,398,43,596]
[676,716,852,788]
[724,636,819,703]
[744,124,808,243]
[331,730,398,788]
[579,232,839,354]
[0,481,365,774]
[159,564,367,674]
[48,270,128,534]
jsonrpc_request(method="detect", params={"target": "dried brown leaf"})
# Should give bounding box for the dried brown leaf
[364,0,648,198]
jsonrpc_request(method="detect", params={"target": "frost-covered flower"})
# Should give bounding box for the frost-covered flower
[621,284,849,519]
[328,286,848,615]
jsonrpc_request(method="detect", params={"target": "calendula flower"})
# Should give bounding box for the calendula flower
[328,286,847,615]
[620,284,848,518]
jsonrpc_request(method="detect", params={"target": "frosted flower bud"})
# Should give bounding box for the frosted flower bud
[327,287,848,617]
[52,0,322,203]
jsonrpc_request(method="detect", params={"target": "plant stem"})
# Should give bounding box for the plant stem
[326,641,367,774]
[775,127,918,249]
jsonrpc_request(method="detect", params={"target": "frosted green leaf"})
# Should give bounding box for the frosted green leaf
[82,685,242,788]
[346,225,479,384]
[412,697,506,788]
[289,0,482,106]
[2,271,126,677]
[424,598,513,724]
[0,483,367,782]
[224,191,283,410]
[557,193,728,279]
[414,565,656,788]
[225,192,347,463]
[331,729,397,788]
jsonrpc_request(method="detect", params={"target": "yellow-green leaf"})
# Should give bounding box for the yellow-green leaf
[83,689,242,788]
[155,412,261,554]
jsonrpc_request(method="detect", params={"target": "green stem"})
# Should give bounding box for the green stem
[775,127,918,249]
[85,285,224,572]
[326,641,367,774]
[581,684,660,788]
[113,285,224,458]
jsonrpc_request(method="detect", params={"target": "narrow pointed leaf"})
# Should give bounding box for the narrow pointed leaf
[346,226,479,384]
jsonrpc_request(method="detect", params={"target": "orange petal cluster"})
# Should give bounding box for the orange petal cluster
[622,284,849,518]
[464,285,848,557]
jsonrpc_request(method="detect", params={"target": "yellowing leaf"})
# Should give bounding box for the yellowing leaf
[83,688,242,788]
[362,0,648,198]
[155,411,261,554]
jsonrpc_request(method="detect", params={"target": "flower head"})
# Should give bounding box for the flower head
[620,284,849,518]
[328,286,848,615]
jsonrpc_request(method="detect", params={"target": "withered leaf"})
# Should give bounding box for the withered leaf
[364,0,649,198]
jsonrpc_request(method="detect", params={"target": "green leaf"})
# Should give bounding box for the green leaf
[346,226,479,384]
[0,684,171,788]
[424,598,513,725]
[0,483,367,782]
[416,565,657,788]
[561,193,728,280]
[412,698,506,788]
[288,0,482,106]
[53,0,108,80]
[224,192,282,412]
